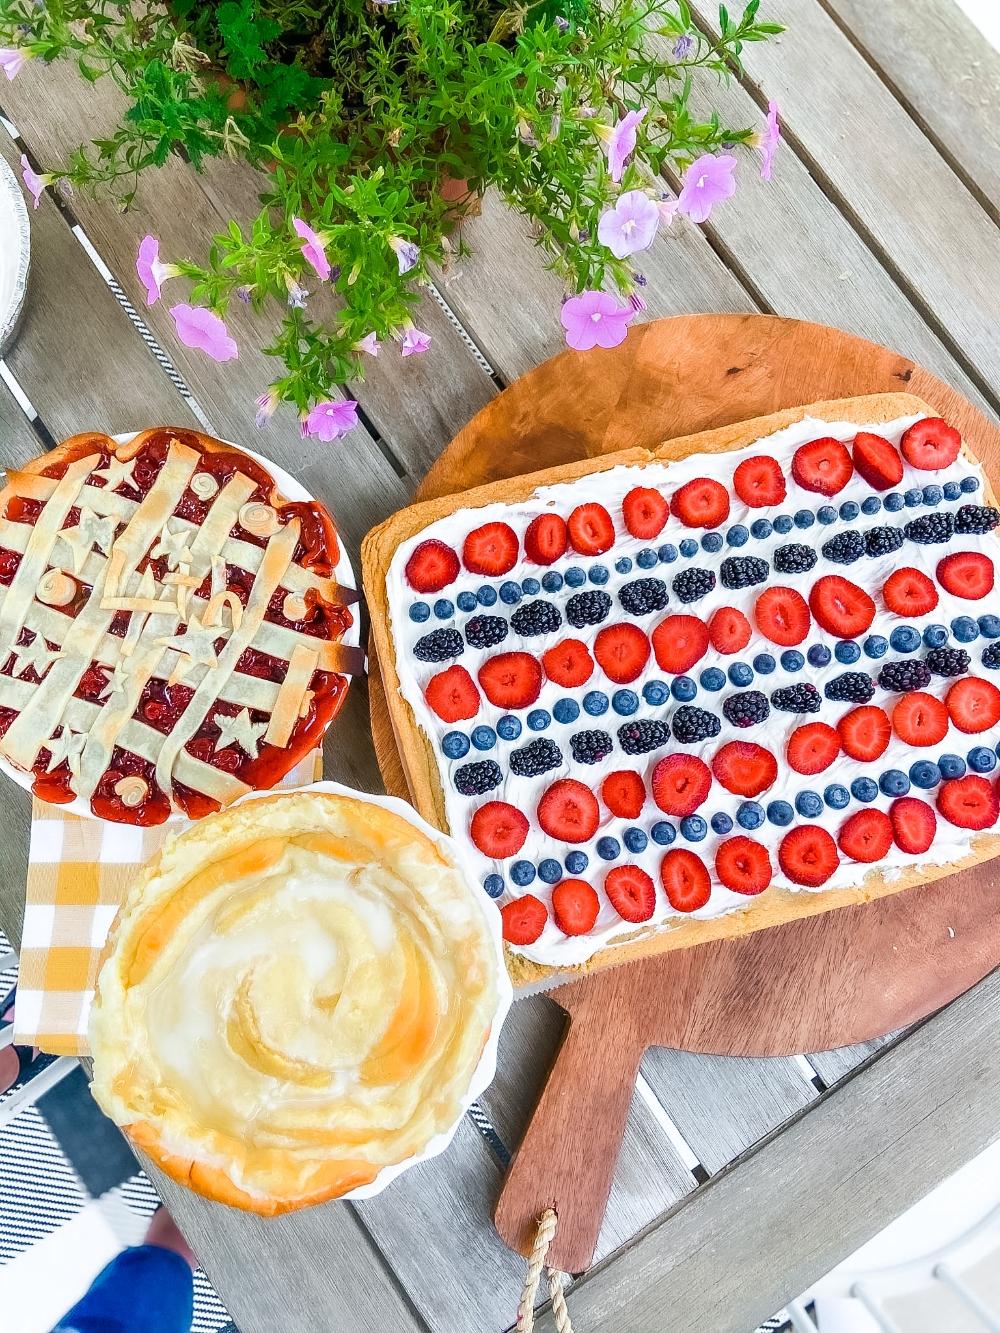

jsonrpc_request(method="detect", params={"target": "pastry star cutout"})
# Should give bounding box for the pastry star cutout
[214,708,266,757]
[151,520,194,572]
[60,508,119,575]
[45,726,87,774]
[155,614,226,681]
[11,636,64,678]
[92,456,137,492]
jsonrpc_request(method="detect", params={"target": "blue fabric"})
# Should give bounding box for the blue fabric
[52,1244,193,1333]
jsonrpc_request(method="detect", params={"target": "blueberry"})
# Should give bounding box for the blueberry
[613,689,640,715]
[728,661,754,687]
[500,580,523,605]
[538,858,563,884]
[884,492,905,512]
[434,598,455,619]
[909,759,940,789]
[817,506,837,525]
[767,799,794,826]
[951,615,980,643]
[477,585,497,606]
[583,690,609,716]
[824,783,850,810]
[968,746,997,774]
[711,811,734,834]
[541,570,563,593]
[922,485,943,507]
[835,640,861,664]
[680,815,707,842]
[960,475,980,493]
[737,801,765,830]
[890,626,921,654]
[442,731,470,759]
[839,500,860,521]
[553,698,580,724]
[483,874,505,899]
[563,568,585,588]
[679,538,698,558]
[511,861,535,887]
[615,556,633,575]
[922,624,949,649]
[671,676,698,702]
[861,496,882,515]
[751,518,773,540]
[794,509,815,530]
[905,487,924,508]
[851,777,879,803]
[727,525,749,547]
[864,634,889,659]
[938,753,967,780]
[565,850,589,873]
[496,715,522,741]
[943,481,962,501]
[795,790,824,818]
[773,514,794,534]
[527,709,551,731]
[642,679,670,706]
[471,725,497,750]
[597,835,621,860]
[700,667,727,691]
[457,590,478,612]
[657,544,678,564]
[879,769,910,797]
[409,601,431,622]
[702,532,724,554]
[589,564,609,585]
[753,653,777,675]
[522,576,541,595]
[651,821,676,845]
[807,644,831,668]
[623,827,648,854]
[636,549,659,569]
[978,615,1000,639]
[781,650,805,673]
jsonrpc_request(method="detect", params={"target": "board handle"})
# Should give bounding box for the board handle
[493,1002,647,1274]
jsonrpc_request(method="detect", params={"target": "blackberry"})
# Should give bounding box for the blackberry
[570,729,614,764]
[771,682,822,713]
[511,599,561,637]
[617,718,671,755]
[618,578,669,616]
[822,530,865,565]
[824,672,875,703]
[773,544,816,575]
[877,659,932,692]
[453,759,502,795]
[671,705,721,744]
[672,567,717,603]
[719,555,769,590]
[463,615,508,649]
[904,512,955,544]
[954,504,1000,535]
[566,589,612,628]
[983,642,1000,670]
[508,737,563,777]
[722,690,770,728]
[864,526,905,558]
[413,628,464,662]
[925,646,971,677]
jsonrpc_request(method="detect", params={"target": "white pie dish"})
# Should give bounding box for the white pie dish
[0,151,30,356]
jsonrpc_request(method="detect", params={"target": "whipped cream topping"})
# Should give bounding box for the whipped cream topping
[387,415,1000,968]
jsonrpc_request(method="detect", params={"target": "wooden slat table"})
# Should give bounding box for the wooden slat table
[1,3,999,1328]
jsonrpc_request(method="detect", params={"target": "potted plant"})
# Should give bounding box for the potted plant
[0,0,781,438]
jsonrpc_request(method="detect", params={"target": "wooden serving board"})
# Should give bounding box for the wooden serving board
[367,313,1000,1273]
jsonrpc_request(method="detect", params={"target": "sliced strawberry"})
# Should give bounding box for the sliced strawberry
[733,455,786,508]
[809,575,876,639]
[715,836,772,895]
[937,774,1000,830]
[651,614,710,674]
[601,770,646,819]
[405,538,459,593]
[889,797,936,855]
[424,665,480,722]
[778,825,839,887]
[552,879,600,935]
[837,705,891,762]
[524,512,568,566]
[594,623,651,684]
[470,801,529,858]
[604,865,656,923]
[568,502,615,556]
[946,675,1000,734]
[671,477,730,529]
[852,432,904,491]
[462,522,518,576]
[838,808,893,863]
[660,848,711,912]
[787,721,841,775]
[542,638,594,688]
[893,691,949,747]
[900,417,962,471]
[477,652,542,709]
[537,779,600,844]
[501,894,547,945]
[882,567,938,617]
[711,741,778,798]
[709,606,752,655]
[937,551,995,601]
[791,437,853,496]
[651,754,712,816]
[754,586,811,647]
[622,487,669,539]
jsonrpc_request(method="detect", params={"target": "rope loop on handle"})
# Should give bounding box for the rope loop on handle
[515,1208,574,1333]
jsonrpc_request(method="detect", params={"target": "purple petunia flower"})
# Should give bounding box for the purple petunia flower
[677,154,738,224]
[354,332,381,356]
[285,276,309,309]
[169,305,238,362]
[401,327,431,356]
[255,391,279,429]
[300,400,359,442]
[560,290,634,352]
[597,191,660,259]
[0,48,28,79]
[19,154,49,209]
[554,15,569,31]
[292,217,331,282]
[389,236,420,275]
[673,34,694,59]
[136,235,180,305]
[603,108,647,183]
[759,101,781,182]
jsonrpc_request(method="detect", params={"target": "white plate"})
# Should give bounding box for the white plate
[0,152,30,356]
[0,433,359,820]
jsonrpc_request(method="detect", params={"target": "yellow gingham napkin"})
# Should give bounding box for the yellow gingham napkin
[13,751,323,1055]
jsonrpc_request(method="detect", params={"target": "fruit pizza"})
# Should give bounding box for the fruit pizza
[362,395,1000,985]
